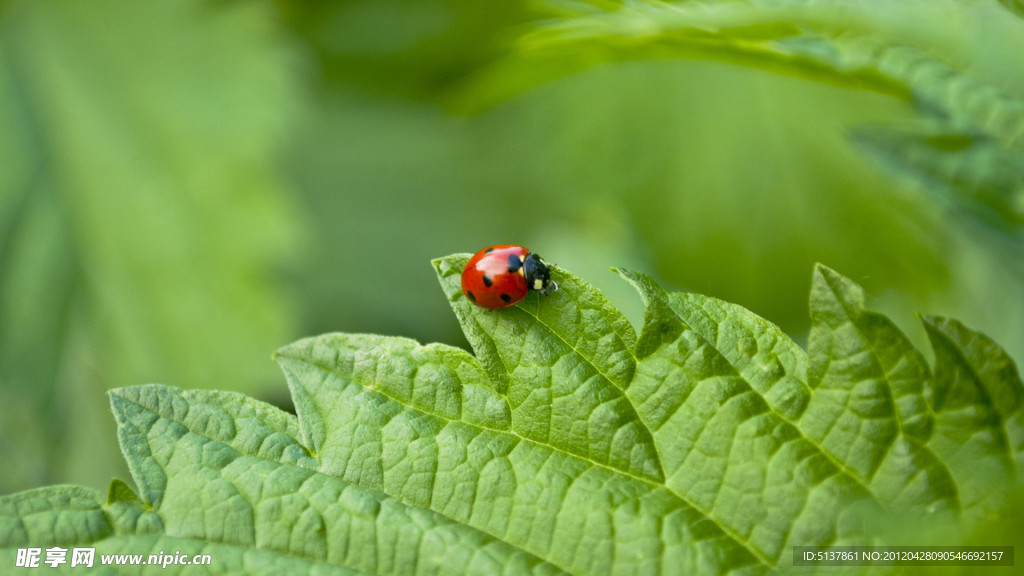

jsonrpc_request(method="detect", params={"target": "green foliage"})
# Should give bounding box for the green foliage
[277,0,529,99]
[6,0,1024,506]
[3,1,1024,572]
[0,0,299,493]
[2,257,1021,574]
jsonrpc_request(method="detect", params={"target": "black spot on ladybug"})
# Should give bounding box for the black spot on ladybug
[467,291,476,303]
[507,254,522,274]
[501,293,511,303]
[482,274,493,287]
[485,247,494,253]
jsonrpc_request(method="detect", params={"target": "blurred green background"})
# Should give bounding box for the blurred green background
[1,0,1023,496]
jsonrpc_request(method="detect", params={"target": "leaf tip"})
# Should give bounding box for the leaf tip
[810,263,866,308]
[270,346,288,362]
[811,262,841,283]
[920,315,956,343]
[106,386,128,400]
[106,386,136,414]
[613,267,650,288]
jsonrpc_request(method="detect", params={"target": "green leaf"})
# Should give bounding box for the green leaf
[454,0,1024,112]
[3,258,1022,574]
[450,1,912,112]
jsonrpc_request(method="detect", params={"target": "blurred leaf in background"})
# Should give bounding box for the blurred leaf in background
[0,0,299,493]
[276,0,528,100]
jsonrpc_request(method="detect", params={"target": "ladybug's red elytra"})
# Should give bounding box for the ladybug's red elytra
[461,245,557,309]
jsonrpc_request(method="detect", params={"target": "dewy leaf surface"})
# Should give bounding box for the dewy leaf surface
[4,258,1023,575]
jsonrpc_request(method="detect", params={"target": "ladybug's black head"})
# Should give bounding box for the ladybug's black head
[523,253,556,294]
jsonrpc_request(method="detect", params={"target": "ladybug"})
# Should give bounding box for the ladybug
[461,245,557,309]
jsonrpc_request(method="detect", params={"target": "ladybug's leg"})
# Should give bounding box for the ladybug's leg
[539,280,558,295]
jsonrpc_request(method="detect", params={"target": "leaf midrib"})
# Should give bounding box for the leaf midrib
[514,299,664,475]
